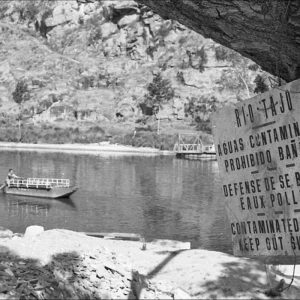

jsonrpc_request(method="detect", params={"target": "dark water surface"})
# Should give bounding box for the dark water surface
[0,151,232,254]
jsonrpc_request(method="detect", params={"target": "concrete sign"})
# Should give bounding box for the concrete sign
[212,79,300,264]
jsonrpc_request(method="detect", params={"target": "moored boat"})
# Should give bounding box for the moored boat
[4,178,77,199]
[173,133,217,160]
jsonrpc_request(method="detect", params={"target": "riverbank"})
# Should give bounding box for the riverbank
[0,142,175,156]
[0,227,299,299]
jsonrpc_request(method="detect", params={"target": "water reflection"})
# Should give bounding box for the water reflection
[0,151,232,254]
[5,197,50,218]
[4,195,77,219]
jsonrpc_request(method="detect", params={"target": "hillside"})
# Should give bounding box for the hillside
[0,0,272,148]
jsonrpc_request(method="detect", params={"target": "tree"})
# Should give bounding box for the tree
[254,74,269,94]
[12,80,29,105]
[12,80,30,141]
[184,95,219,133]
[144,73,174,112]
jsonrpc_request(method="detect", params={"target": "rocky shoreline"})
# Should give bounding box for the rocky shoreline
[0,226,300,299]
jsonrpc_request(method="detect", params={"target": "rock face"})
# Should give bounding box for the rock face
[0,0,280,141]
[137,0,300,82]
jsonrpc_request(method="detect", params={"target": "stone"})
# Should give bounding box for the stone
[45,3,79,27]
[118,14,140,28]
[100,22,119,40]
[164,30,178,44]
[113,1,139,11]
[0,228,13,239]
[182,70,205,89]
[24,226,44,238]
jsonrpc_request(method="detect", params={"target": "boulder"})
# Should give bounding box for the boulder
[24,225,44,238]
[45,2,79,27]
[164,30,178,44]
[0,227,13,239]
[100,22,119,40]
[113,1,139,11]
[118,14,139,27]
[82,2,98,15]
[182,69,205,89]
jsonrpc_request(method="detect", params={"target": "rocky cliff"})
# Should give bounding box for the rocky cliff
[0,0,271,144]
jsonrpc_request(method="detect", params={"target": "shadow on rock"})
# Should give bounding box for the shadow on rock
[128,250,185,299]
[0,246,132,299]
[193,259,300,299]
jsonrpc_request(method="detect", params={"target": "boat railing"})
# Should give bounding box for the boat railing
[7,178,70,188]
[173,143,202,153]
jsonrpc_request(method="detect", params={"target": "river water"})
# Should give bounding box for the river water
[0,150,232,254]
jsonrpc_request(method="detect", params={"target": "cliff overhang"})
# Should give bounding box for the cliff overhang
[137,0,300,82]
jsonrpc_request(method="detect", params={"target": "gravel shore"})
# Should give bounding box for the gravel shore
[0,142,175,156]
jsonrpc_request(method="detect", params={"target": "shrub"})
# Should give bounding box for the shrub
[176,71,185,84]
[195,46,207,72]
[215,45,244,66]
[215,45,229,61]
[12,80,30,105]
[196,119,212,133]
[248,64,260,71]
[254,74,269,94]
[78,75,96,89]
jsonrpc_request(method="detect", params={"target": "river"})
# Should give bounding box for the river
[0,150,232,254]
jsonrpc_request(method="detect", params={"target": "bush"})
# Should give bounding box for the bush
[254,74,269,94]
[196,119,212,133]
[176,71,185,84]
[78,75,96,89]
[248,64,260,71]
[215,45,229,61]
[12,80,30,105]
[195,46,207,72]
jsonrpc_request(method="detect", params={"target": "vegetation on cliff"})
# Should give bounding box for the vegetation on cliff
[0,0,274,148]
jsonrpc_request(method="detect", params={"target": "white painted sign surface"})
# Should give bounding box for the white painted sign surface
[212,79,300,264]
